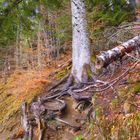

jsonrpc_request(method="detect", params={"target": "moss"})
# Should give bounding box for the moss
[90,53,96,63]
[0,91,38,132]
[73,135,84,140]
[123,101,133,114]
[0,78,44,132]
[89,70,140,139]
[136,3,140,10]
[130,83,140,94]
[136,112,140,121]
[95,106,103,121]
[86,64,92,80]
[118,86,128,97]
[110,98,119,109]
[25,88,42,103]
[118,81,140,97]
[55,65,70,80]
[92,94,98,106]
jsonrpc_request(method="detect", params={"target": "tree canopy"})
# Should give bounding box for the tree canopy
[0,0,135,47]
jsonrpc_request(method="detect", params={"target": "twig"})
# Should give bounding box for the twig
[75,101,86,110]
[57,59,72,69]
[72,84,98,93]
[74,60,140,93]
[43,90,67,102]
[38,129,45,140]
[117,22,140,29]
[125,52,140,61]
[38,118,45,140]
[92,60,140,92]
[55,98,67,111]
[68,88,91,101]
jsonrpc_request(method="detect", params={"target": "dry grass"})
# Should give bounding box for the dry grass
[0,68,53,132]
[0,50,71,134]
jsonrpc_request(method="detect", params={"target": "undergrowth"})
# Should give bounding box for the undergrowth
[83,64,140,140]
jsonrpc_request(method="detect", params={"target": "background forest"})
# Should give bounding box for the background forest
[0,0,140,139]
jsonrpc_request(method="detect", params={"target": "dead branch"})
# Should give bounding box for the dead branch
[43,98,66,112]
[38,118,45,140]
[67,88,91,101]
[57,59,72,69]
[118,22,140,29]
[21,102,33,140]
[92,60,140,92]
[43,90,67,101]
[30,100,46,140]
[74,60,140,93]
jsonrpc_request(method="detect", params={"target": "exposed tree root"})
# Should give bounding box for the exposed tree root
[21,53,140,140]
[43,91,67,101]
[55,118,80,130]
[68,89,92,101]
[74,60,140,93]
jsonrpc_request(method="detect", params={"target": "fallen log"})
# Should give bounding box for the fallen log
[95,35,140,69]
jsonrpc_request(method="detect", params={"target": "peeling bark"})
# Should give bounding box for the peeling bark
[95,35,140,69]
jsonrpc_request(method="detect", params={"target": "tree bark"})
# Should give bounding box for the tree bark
[127,0,136,13]
[95,35,140,69]
[71,0,91,83]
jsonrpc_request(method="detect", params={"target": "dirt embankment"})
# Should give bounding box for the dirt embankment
[0,51,71,139]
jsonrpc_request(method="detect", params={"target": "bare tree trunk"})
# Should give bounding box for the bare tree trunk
[109,0,114,11]
[37,22,42,70]
[71,0,91,83]
[15,24,20,68]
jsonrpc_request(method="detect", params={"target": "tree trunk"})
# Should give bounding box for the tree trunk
[71,0,91,83]
[109,0,114,11]
[126,0,136,14]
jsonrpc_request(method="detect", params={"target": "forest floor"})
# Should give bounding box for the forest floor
[0,11,140,139]
[0,51,71,139]
[0,48,140,140]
